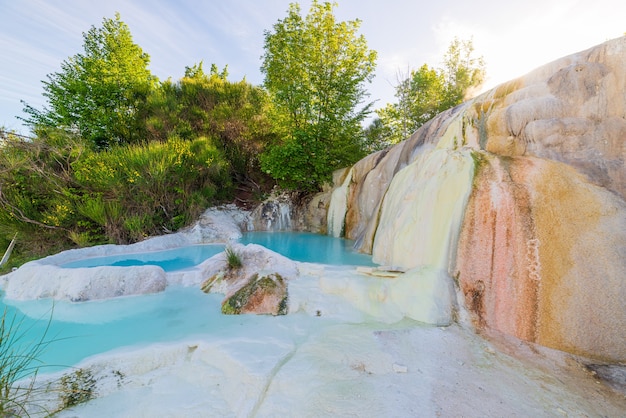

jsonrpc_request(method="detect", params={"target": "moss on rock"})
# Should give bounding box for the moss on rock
[221,273,288,316]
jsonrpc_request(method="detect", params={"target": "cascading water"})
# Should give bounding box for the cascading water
[251,196,293,231]
[327,168,353,238]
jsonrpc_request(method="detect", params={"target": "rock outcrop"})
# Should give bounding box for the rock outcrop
[328,36,626,362]
[0,205,251,301]
[3,264,167,301]
[200,244,298,315]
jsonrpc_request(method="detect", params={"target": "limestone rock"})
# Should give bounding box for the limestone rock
[182,204,252,242]
[200,243,298,315]
[454,155,626,362]
[250,192,293,231]
[324,36,626,362]
[294,190,332,234]
[3,264,167,301]
[319,266,455,326]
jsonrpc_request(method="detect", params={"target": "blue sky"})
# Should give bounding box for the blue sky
[1,0,624,134]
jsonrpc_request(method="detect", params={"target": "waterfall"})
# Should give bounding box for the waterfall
[327,168,353,237]
[372,147,475,270]
[275,201,292,230]
[251,196,293,231]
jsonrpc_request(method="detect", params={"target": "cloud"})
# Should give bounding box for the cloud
[2,0,625,133]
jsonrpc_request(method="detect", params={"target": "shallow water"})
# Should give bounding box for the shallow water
[2,286,316,374]
[2,232,374,374]
[239,232,375,266]
[61,244,225,271]
[61,232,374,271]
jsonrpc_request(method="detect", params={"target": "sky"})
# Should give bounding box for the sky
[0,0,624,135]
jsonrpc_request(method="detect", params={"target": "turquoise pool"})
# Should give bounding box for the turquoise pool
[1,287,315,375]
[238,232,374,266]
[61,232,375,271]
[61,244,225,271]
[1,232,375,375]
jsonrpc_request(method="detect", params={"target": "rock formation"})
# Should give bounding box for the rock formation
[0,205,251,301]
[201,243,298,315]
[326,36,626,362]
[3,264,167,301]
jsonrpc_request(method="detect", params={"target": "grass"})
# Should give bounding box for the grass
[225,245,242,269]
[0,306,56,417]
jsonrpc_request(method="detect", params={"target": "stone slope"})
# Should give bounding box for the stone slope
[330,36,626,362]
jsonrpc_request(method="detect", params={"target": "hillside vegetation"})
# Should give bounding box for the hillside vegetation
[0,2,484,268]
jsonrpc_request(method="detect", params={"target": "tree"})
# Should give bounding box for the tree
[377,37,485,145]
[440,37,486,109]
[141,62,276,187]
[361,117,391,153]
[259,1,377,191]
[377,64,447,144]
[21,13,156,149]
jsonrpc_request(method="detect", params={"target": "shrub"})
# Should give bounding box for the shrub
[70,135,231,244]
[0,129,235,260]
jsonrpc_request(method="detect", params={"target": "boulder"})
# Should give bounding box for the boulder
[221,273,288,315]
[182,204,252,242]
[250,192,293,231]
[200,244,299,315]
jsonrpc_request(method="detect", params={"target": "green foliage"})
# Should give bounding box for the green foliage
[141,62,276,187]
[0,130,232,261]
[0,308,55,417]
[21,13,156,149]
[259,130,335,191]
[225,245,243,269]
[260,1,377,190]
[377,37,486,144]
[71,136,231,243]
[0,129,85,264]
[361,117,392,153]
[441,37,486,106]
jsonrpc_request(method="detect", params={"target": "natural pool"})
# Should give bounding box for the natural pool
[1,232,374,374]
[60,232,374,271]
[61,244,225,271]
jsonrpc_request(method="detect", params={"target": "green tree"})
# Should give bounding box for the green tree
[361,117,391,153]
[142,62,275,188]
[260,1,377,191]
[377,37,485,145]
[440,37,486,109]
[21,13,156,149]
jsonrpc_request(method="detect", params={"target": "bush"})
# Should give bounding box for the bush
[70,135,231,244]
[0,132,234,262]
